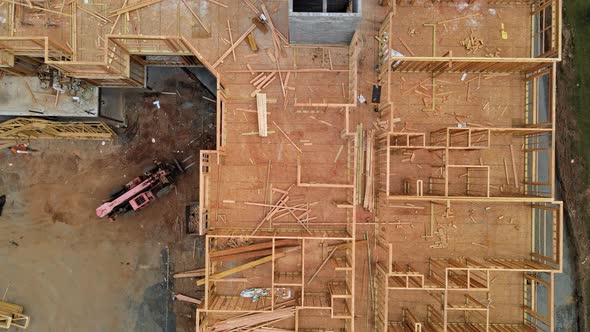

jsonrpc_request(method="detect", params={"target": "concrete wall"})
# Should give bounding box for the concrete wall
[288,0,361,45]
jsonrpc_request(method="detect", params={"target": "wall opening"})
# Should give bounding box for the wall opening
[289,0,361,44]
[293,0,356,13]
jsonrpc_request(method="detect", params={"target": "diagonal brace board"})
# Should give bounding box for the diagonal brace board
[213,24,257,68]
[197,252,286,286]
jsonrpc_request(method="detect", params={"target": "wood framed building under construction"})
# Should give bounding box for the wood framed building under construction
[0,0,565,331]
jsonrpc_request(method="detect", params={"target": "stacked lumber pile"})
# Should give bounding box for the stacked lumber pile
[363,129,376,211]
[0,300,30,329]
[222,237,254,249]
[372,119,394,132]
[196,240,300,286]
[197,254,284,286]
[210,239,300,262]
[228,2,291,98]
[250,71,278,97]
[208,306,295,332]
[460,30,484,55]
[256,93,268,137]
[248,186,317,235]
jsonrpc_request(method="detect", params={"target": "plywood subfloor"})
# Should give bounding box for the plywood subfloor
[0,0,556,331]
[390,1,532,58]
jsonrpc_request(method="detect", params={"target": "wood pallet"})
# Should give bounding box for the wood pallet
[0,301,30,329]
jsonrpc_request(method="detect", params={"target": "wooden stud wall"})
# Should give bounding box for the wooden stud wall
[373,2,563,331]
[0,1,567,331]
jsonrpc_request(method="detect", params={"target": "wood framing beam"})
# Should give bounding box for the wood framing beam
[174,294,201,304]
[181,0,210,34]
[210,246,299,262]
[510,144,519,189]
[197,252,286,286]
[326,240,367,250]
[273,121,302,153]
[206,0,228,7]
[2,0,72,16]
[109,0,162,17]
[306,248,337,285]
[173,269,206,278]
[210,239,299,258]
[256,93,268,137]
[212,24,257,68]
[227,20,236,61]
[77,5,112,23]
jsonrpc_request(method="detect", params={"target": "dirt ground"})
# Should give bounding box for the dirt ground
[556,18,590,332]
[0,67,214,332]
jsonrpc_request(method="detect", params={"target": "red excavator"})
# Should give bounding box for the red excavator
[96,159,185,220]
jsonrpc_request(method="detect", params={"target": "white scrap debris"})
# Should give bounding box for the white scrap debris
[240,287,292,302]
[387,48,405,69]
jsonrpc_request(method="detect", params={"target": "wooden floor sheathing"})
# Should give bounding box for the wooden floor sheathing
[0,0,564,331]
[389,3,532,58]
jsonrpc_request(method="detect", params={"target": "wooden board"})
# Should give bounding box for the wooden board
[256,93,268,137]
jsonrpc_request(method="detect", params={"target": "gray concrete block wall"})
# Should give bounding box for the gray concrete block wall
[288,0,361,45]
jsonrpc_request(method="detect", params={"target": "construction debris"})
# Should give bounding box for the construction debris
[0,300,30,329]
[0,1,566,332]
[460,30,484,55]
[208,306,295,331]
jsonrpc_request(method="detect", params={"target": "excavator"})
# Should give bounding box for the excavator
[96,159,185,220]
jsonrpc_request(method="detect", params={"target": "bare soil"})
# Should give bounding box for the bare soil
[556,22,590,332]
[0,67,214,332]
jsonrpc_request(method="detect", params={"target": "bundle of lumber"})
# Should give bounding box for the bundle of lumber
[208,306,295,332]
[0,300,30,329]
[460,30,484,55]
[210,239,300,262]
[256,93,268,137]
[197,254,285,286]
[363,129,375,212]
[109,0,162,17]
[196,240,299,286]
[248,186,317,235]
[249,71,279,97]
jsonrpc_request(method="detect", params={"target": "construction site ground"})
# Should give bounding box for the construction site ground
[0,0,584,331]
[556,0,590,330]
[0,66,215,331]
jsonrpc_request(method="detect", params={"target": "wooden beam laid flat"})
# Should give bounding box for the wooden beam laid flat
[210,246,300,262]
[209,239,299,258]
[256,93,268,137]
[196,252,286,286]
[174,294,201,304]
[212,24,257,68]
[109,0,162,17]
